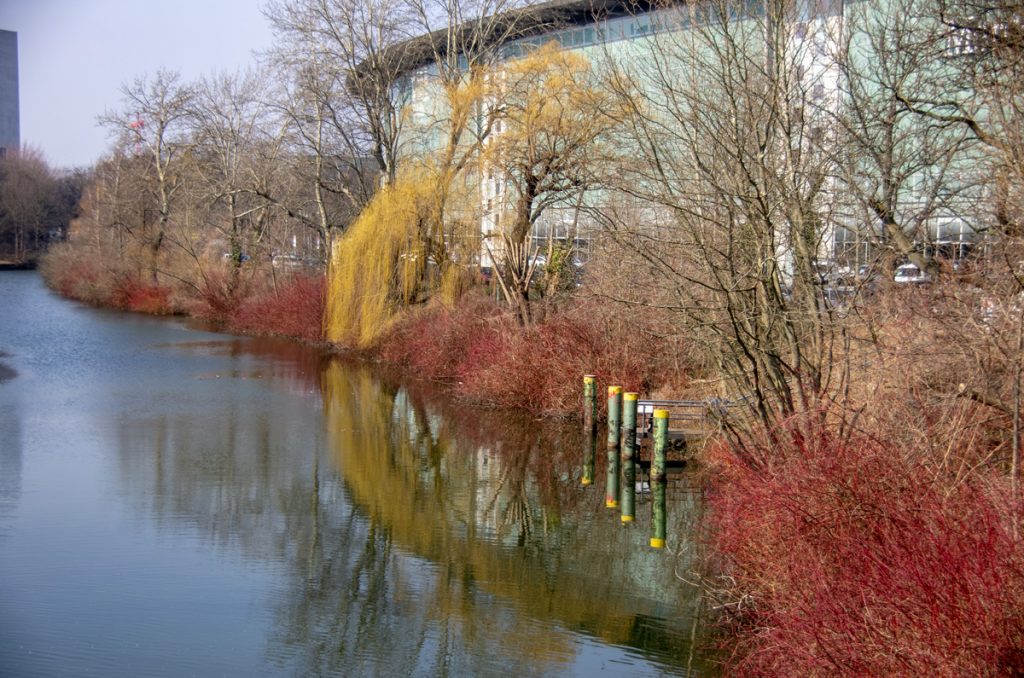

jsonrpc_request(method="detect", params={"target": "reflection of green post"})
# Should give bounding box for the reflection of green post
[651,409,669,548]
[582,431,597,488]
[606,386,622,508]
[621,393,638,523]
[582,375,597,486]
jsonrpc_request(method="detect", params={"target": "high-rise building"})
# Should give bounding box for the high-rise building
[0,30,19,157]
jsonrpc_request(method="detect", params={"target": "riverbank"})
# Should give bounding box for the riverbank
[34,255,1024,675]
[1,270,707,676]
[36,253,691,416]
[38,248,327,339]
[374,292,691,415]
[0,259,36,270]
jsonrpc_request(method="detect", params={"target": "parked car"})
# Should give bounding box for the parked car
[893,263,932,284]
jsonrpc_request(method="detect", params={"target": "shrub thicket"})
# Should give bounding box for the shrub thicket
[378,294,688,415]
[706,414,1024,676]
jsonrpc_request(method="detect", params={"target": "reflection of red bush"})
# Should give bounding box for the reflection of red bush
[707,419,1024,676]
[379,297,685,415]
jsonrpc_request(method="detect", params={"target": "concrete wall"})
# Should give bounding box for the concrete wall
[0,30,19,156]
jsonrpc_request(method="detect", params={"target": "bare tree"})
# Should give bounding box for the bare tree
[836,0,983,277]
[191,68,282,290]
[590,0,847,436]
[265,0,410,221]
[483,45,618,325]
[886,0,1024,496]
[264,60,375,258]
[0,148,59,261]
[99,69,195,283]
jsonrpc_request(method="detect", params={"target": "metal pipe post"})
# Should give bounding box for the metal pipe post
[581,375,597,485]
[583,375,597,435]
[650,409,669,548]
[605,386,622,508]
[621,392,638,523]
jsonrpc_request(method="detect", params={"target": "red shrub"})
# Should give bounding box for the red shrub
[378,296,686,415]
[707,420,1024,677]
[42,253,173,314]
[227,274,325,343]
[109,274,173,314]
[378,295,500,378]
[192,271,248,324]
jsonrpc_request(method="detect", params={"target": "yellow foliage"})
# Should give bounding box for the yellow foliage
[504,45,596,118]
[483,44,620,239]
[326,43,619,342]
[320,361,663,651]
[326,60,505,347]
[324,160,482,346]
[324,171,436,347]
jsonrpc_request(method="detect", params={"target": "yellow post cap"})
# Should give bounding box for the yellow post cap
[654,409,670,419]
[624,392,639,401]
[621,515,634,523]
[583,375,596,383]
[581,478,592,486]
[650,538,665,549]
[608,385,622,395]
[606,499,619,508]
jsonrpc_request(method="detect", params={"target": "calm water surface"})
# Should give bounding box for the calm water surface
[0,271,709,677]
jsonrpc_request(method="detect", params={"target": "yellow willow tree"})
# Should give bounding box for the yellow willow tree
[325,43,618,344]
[484,43,619,326]
[324,69,491,347]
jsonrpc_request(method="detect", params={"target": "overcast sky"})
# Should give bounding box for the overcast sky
[0,0,276,169]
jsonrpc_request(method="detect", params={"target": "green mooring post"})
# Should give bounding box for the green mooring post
[651,409,669,548]
[621,393,639,523]
[606,386,622,508]
[581,375,597,486]
[583,375,597,435]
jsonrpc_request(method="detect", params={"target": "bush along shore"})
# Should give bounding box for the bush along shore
[38,252,689,415]
[40,251,327,345]
[39,239,1024,676]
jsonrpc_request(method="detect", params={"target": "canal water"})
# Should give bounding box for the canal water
[0,271,710,677]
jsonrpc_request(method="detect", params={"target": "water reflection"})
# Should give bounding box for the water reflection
[114,336,329,558]
[321,363,709,675]
[108,341,709,675]
[3,274,706,676]
[0,401,22,539]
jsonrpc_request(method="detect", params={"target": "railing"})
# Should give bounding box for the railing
[580,379,749,550]
[635,398,740,438]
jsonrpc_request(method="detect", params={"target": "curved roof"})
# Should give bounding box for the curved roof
[360,0,657,82]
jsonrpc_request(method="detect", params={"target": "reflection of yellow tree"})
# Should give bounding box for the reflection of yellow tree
[484,44,620,325]
[321,361,699,663]
[110,345,706,672]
